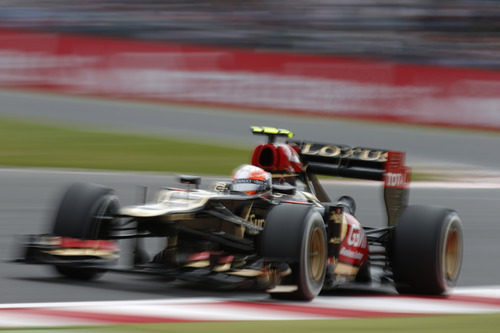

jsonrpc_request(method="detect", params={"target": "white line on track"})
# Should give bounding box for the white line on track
[452,286,500,298]
[0,297,228,309]
[1,287,500,328]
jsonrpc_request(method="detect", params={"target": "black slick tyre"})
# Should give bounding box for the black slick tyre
[52,182,119,280]
[259,204,327,301]
[392,205,463,295]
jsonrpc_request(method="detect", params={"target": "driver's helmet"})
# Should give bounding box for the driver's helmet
[232,164,272,195]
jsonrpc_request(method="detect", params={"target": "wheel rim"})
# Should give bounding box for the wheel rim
[309,226,326,282]
[444,226,461,282]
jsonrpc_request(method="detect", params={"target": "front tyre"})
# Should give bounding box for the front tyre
[295,214,328,300]
[259,204,327,301]
[52,182,120,280]
[392,205,463,295]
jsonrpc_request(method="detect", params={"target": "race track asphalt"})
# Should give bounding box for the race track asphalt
[0,169,499,303]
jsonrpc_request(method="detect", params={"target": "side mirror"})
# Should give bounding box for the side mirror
[272,184,296,195]
[179,175,201,189]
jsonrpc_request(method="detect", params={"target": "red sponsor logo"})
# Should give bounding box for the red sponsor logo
[338,215,368,266]
[385,172,406,187]
[384,151,410,189]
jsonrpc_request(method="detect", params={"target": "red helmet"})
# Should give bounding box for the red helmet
[232,164,271,195]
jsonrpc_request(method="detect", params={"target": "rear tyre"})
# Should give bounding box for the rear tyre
[259,204,327,301]
[52,182,119,280]
[392,205,463,295]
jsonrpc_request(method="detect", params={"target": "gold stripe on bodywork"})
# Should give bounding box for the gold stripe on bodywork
[228,269,262,277]
[334,262,359,276]
[184,260,210,268]
[46,249,118,258]
[120,190,215,218]
[212,263,231,272]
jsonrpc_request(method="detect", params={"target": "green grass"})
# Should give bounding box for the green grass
[0,116,451,181]
[2,313,500,332]
[0,117,251,175]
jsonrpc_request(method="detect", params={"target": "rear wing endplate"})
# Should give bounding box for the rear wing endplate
[293,141,410,226]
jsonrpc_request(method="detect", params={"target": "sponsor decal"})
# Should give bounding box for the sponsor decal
[301,143,388,162]
[248,214,265,228]
[338,216,368,266]
[385,172,406,187]
[346,224,366,248]
[383,151,410,189]
[339,247,364,261]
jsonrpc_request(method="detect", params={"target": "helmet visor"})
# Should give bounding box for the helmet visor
[232,178,267,194]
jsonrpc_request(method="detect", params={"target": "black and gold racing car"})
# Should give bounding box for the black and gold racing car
[16,126,463,301]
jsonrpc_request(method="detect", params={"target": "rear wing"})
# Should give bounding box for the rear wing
[292,141,410,226]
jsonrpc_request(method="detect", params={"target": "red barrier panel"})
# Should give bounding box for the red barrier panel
[1,28,500,130]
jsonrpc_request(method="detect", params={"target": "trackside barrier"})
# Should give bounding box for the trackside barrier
[1,28,500,130]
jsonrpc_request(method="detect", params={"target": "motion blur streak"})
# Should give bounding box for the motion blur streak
[1,28,500,130]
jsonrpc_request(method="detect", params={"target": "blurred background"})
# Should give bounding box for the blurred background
[1,0,500,68]
[1,0,500,134]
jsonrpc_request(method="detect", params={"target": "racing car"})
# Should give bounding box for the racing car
[16,126,463,301]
